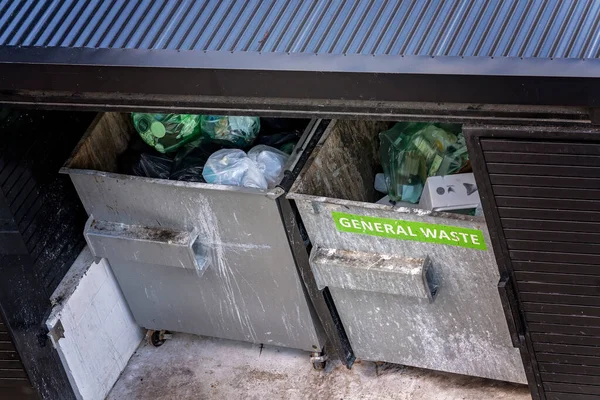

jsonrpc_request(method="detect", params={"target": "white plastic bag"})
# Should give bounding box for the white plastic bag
[248,145,289,188]
[202,149,268,189]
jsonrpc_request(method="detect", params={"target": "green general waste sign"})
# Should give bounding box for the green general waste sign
[332,211,487,250]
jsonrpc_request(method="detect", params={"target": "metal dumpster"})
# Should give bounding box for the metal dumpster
[288,119,527,383]
[61,113,327,353]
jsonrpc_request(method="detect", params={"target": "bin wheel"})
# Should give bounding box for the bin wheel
[148,330,171,347]
[313,360,326,370]
[310,350,328,370]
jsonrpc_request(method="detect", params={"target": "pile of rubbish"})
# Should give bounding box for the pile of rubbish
[377,122,481,214]
[119,114,306,190]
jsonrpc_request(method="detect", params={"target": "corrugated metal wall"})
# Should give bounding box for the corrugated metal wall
[1,0,599,59]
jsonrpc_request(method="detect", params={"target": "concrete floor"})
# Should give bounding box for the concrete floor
[108,334,530,400]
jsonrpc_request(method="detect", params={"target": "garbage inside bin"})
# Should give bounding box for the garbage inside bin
[200,115,260,147]
[133,153,173,179]
[170,138,225,182]
[418,173,481,213]
[379,122,469,203]
[132,113,203,153]
[256,132,299,154]
[120,136,220,183]
[248,145,289,188]
[256,118,307,154]
[122,114,297,188]
[203,146,289,189]
[376,195,417,209]
[202,149,268,189]
[374,173,387,193]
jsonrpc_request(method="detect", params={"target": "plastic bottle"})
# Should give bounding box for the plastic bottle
[374,173,387,193]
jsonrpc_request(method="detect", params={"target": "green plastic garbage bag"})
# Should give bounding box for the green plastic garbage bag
[379,122,468,203]
[132,113,202,153]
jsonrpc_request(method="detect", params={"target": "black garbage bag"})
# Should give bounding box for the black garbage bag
[133,153,173,179]
[260,118,308,135]
[119,135,174,180]
[170,138,226,182]
[256,132,299,154]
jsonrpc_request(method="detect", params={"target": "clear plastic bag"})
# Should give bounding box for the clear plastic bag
[132,113,202,153]
[248,145,289,188]
[200,116,260,147]
[379,122,467,203]
[202,149,267,189]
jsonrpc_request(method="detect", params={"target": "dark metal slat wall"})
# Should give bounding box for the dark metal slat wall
[0,109,94,400]
[468,126,600,400]
[0,311,36,399]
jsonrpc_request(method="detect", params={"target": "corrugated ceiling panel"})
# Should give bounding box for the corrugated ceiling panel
[0,0,599,58]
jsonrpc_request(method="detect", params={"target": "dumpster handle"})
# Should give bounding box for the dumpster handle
[309,247,438,302]
[497,275,525,348]
[83,216,211,276]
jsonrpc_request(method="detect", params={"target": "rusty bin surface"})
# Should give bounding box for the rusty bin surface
[288,119,526,383]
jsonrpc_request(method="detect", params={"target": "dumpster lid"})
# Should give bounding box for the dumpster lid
[1,0,600,111]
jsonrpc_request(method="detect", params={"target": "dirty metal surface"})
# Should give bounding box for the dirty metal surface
[84,217,209,274]
[62,113,326,352]
[293,119,389,203]
[310,248,436,301]
[288,119,525,383]
[67,172,325,352]
[277,196,355,366]
[295,199,526,384]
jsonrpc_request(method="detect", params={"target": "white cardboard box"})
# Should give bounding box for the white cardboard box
[46,248,144,400]
[418,173,481,212]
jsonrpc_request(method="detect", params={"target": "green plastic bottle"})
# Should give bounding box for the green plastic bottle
[132,113,202,153]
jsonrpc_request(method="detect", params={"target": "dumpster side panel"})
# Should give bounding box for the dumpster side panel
[277,197,353,364]
[295,197,526,383]
[465,125,600,400]
[69,173,325,352]
[291,119,388,202]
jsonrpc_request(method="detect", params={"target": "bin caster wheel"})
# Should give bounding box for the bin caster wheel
[310,351,328,370]
[148,330,172,347]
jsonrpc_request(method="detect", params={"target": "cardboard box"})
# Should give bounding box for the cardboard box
[418,173,480,212]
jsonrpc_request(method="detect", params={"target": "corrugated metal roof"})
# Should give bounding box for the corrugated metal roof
[1,0,599,59]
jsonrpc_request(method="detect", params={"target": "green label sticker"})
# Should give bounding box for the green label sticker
[332,211,487,250]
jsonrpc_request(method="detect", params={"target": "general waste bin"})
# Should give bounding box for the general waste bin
[61,113,327,353]
[288,119,527,383]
